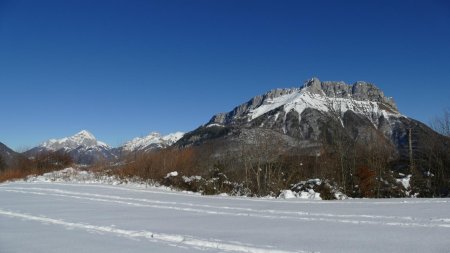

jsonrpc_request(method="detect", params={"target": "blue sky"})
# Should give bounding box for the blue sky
[1,0,449,150]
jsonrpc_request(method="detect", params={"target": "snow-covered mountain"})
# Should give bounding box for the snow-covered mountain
[25,130,115,165]
[208,77,401,129]
[177,77,441,161]
[24,130,185,164]
[41,130,109,151]
[121,132,184,152]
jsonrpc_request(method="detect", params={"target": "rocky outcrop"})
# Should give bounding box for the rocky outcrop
[176,77,441,162]
[209,77,399,129]
[304,77,398,111]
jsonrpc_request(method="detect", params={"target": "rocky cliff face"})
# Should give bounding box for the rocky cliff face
[209,77,400,128]
[177,77,438,160]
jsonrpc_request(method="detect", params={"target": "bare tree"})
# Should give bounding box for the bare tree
[364,132,394,197]
[431,108,450,137]
[323,97,356,194]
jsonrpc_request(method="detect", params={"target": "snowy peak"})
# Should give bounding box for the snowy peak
[122,132,184,152]
[27,130,116,165]
[72,130,96,141]
[209,77,401,127]
[161,132,185,143]
[41,130,109,151]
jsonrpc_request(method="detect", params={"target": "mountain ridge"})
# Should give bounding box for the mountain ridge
[121,132,184,152]
[41,130,109,151]
[24,130,184,165]
[208,77,401,128]
[176,77,439,165]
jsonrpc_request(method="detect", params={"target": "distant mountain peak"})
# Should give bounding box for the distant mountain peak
[122,131,184,152]
[25,130,184,165]
[24,130,114,165]
[41,130,109,151]
[148,132,161,137]
[73,130,96,140]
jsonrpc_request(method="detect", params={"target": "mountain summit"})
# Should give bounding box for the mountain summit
[177,77,438,164]
[208,77,400,129]
[41,130,109,151]
[121,132,184,152]
[25,130,114,165]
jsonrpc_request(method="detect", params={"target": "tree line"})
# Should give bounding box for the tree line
[1,110,448,198]
[0,151,73,182]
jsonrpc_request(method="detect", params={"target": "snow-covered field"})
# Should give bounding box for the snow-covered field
[1,171,450,253]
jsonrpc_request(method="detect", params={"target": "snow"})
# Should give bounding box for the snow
[122,132,184,152]
[249,89,402,126]
[40,130,109,151]
[396,175,412,190]
[1,169,450,253]
[278,190,296,199]
[206,123,224,128]
[279,189,322,200]
[165,171,178,178]
[183,175,203,183]
[24,167,166,190]
[161,132,185,143]
[38,130,184,153]
[299,190,322,200]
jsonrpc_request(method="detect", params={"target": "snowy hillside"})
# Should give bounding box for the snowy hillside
[122,132,184,152]
[1,169,449,253]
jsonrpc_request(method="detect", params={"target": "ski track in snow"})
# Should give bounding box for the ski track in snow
[1,181,450,253]
[9,181,450,205]
[1,186,450,229]
[0,186,444,223]
[0,209,306,253]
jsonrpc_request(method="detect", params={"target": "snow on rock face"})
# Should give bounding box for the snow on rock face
[248,79,401,126]
[41,130,109,151]
[161,132,185,144]
[122,132,184,152]
[210,77,402,128]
